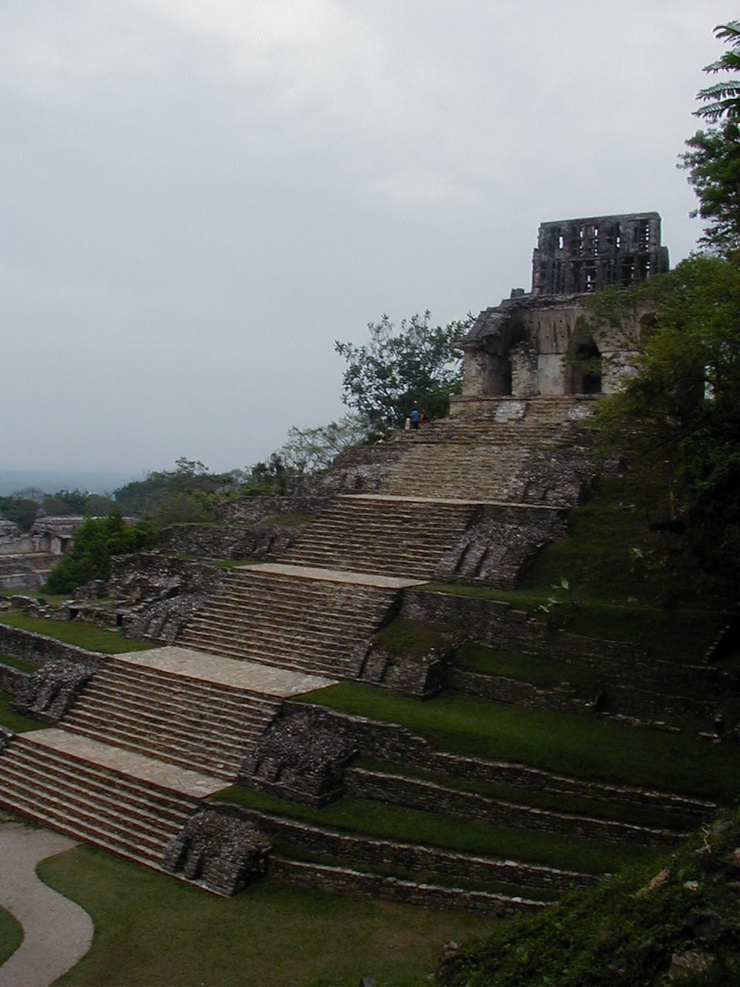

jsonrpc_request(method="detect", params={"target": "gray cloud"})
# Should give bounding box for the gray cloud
[0,0,725,479]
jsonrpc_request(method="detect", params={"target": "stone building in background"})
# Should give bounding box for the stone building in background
[455,212,669,409]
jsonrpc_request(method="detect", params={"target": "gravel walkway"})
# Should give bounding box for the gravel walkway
[0,823,93,987]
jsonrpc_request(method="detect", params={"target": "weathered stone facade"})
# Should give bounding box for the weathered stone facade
[531,213,669,296]
[458,212,669,403]
[163,808,271,896]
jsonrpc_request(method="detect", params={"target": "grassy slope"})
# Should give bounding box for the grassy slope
[215,784,655,876]
[0,693,47,733]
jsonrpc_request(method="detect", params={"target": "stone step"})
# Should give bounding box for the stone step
[60,718,244,779]
[80,663,282,720]
[0,754,189,844]
[282,499,477,577]
[61,665,280,778]
[175,636,357,680]
[179,568,399,677]
[184,603,377,636]
[0,737,201,866]
[79,681,279,730]
[2,741,193,825]
[64,693,262,748]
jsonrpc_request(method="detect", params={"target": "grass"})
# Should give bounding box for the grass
[214,785,660,876]
[451,641,603,694]
[0,612,156,655]
[38,844,491,987]
[352,759,702,832]
[422,585,726,662]
[0,905,23,967]
[516,468,691,607]
[263,512,316,527]
[297,685,740,804]
[0,693,46,733]
[0,653,39,674]
[373,619,455,658]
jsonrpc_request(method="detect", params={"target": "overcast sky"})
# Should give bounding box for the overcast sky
[0,0,730,485]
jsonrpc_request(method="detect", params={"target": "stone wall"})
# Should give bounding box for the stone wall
[156,523,299,561]
[433,503,570,587]
[163,808,271,896]
[106,554,225,643]
[343,767,683,847]
[209,801,591,897]
[0,663,27,697]
[251,701,713,819]
[460,212,669,400]
[269,857,545,915]
[0,624,104,669]
[399,589,734,724]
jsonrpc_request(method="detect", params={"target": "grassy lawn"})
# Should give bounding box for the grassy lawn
[215,785,661,876]
[38,845,492,987]
[298,685,740,804]
[0,905,23,968]
[0,613,156,655]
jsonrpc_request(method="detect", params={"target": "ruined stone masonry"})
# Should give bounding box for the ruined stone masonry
[457,212,669,407]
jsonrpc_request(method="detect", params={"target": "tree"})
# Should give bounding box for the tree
[277,415,369,474]
[0,496,39,532]
[45,510,158,594]
[113,460,240,517]
[335,311,473,436]
[680,21,740,254]
[591,255,740,594]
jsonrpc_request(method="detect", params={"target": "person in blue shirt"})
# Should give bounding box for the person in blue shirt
[410,408,420,430]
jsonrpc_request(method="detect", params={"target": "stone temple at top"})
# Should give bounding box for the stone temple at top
[455,212,669,406]
[531,213,669,296]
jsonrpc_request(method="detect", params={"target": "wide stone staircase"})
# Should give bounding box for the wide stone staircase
[381,396,595,502]
[177,564,414,679]
[60,654,283,779]
[0,394,634,906]
[282,495,479,579]
[0,729,216,869]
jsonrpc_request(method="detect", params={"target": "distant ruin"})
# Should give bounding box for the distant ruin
[456,212,669,407]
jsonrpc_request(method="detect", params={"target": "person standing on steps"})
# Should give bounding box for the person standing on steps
[420,410,428,426]
[410,407,420,430]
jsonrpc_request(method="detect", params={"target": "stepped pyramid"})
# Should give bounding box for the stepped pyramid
[0,396,598,891]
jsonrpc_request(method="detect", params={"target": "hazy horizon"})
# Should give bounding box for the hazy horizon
[0,467,145,498]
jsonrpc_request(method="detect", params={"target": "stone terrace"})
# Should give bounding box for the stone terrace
[2,393,691,910]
